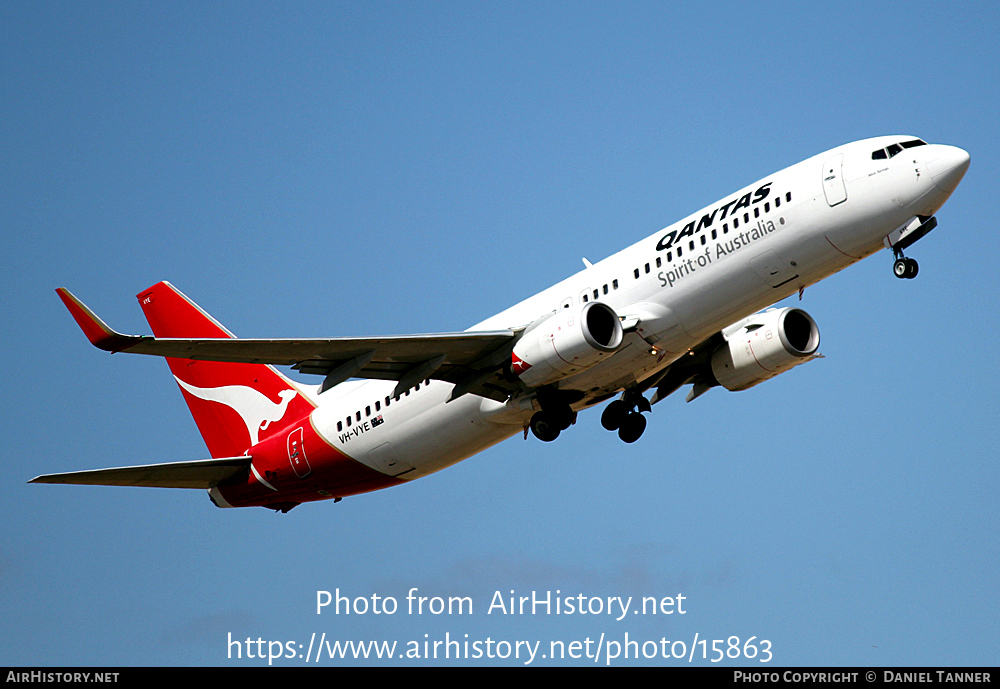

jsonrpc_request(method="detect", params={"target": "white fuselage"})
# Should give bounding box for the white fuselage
[306,137,968,482]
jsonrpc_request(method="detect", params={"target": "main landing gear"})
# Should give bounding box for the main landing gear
[529,404,575,442]
[600,390,651,444]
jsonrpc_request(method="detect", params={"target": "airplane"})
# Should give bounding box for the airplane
[32,136,970,512]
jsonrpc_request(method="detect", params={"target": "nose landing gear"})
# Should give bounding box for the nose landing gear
[601,390,651,443]
[887,216,935,280]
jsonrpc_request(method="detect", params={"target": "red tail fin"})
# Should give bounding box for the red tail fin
[137,282,315,459]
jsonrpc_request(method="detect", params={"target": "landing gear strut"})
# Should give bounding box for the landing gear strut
[601,390,650,443]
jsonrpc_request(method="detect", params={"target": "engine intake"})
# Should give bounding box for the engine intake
[511,301,624,387]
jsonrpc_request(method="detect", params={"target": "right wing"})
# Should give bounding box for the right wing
[56,288,520,401]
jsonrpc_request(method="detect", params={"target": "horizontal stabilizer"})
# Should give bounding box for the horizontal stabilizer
[29,456,251,489]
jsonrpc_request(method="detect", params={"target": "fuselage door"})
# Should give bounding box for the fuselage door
[822,153,848,206]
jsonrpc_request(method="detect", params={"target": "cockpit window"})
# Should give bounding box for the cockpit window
[872,139,927,160]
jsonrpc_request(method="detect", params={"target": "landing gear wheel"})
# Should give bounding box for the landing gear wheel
[617,412,647,444]
[894,258,908,279]
[549,405,575,431]
[601,400,628,431]
[894,257,919,279]
[529,411,561,442]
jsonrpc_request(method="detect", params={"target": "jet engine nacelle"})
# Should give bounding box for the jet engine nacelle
[511,301,624,387]
[710,307,820,392]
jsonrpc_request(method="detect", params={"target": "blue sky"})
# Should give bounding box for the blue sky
[2,1,997,666]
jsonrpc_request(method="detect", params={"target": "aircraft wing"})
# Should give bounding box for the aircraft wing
[29,456,251,489]
[57,288,520,400]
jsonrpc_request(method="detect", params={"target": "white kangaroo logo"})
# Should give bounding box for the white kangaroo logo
[174,377,297,446]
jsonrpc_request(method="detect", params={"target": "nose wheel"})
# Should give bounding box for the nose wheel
[893,257,919,279]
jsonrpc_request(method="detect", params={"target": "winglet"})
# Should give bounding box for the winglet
[55,288,145,352]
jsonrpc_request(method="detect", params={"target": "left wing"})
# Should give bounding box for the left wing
[29,456,250,489]
[56,288,520,400]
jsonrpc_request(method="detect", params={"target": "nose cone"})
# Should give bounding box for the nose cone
[928,145,971,194]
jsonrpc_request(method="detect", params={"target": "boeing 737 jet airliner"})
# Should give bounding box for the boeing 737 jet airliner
[34,136,970,512]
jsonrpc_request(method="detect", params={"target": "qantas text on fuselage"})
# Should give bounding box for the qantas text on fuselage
[35,136,970,512]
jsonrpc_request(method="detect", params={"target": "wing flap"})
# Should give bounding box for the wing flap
[29,456,251,489]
